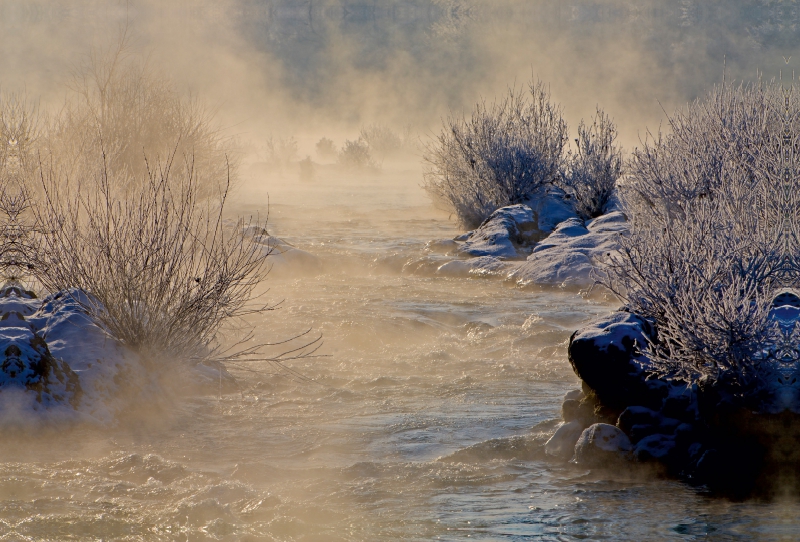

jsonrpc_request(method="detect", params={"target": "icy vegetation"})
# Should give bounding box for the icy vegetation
[421,77,800,494]
[0,35,313,421]
[423,79,623,229]
[554,80,800,495]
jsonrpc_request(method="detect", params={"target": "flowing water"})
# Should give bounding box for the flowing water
[4,1,800,540]
[0,166,797,541]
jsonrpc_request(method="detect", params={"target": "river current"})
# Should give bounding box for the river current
[0,165,795,541]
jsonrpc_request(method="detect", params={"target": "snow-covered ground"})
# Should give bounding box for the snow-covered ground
[424,189,627,289]
[0,284,235,424]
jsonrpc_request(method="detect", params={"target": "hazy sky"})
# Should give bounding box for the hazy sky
[0,0,797,152]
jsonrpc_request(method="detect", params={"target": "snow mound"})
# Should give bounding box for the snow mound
[508,211,628,288]
[0,284,237,425]
[458,204,537,259]
[522,185,580,236]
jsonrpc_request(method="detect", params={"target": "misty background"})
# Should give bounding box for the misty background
[0,0,798,162]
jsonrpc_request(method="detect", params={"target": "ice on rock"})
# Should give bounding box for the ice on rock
[572,423,632,466]
[545,420,585,460]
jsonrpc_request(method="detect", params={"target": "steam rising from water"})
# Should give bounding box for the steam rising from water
[2,1,799,156]
[1,1,800,538]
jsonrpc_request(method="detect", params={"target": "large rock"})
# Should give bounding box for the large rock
[458,204,538,259]
[572,423,632,466]
[568,310,665,410]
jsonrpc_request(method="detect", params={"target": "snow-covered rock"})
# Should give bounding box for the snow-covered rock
[522,185,580,235]
[428,187,581,262]
[633,433,676,462]
[545,420,585,459]
[568,309,661,410]
[0,283,240,425]
[245,227,322,275]
[458,204,537,259]
[572,423,632,466]
[508,211,628,288]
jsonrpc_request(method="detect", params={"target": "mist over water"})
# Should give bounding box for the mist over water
[2,1,800,539]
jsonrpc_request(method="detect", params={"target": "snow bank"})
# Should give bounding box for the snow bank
[422,188,627,287]
[0,284,235,425]
[508,211,627,288]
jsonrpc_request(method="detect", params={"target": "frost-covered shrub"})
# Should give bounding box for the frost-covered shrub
[423,80,568,228]
[339,138,376,169]
[33,159,271,365]
[560,108,623,219]
[603,81,789,384]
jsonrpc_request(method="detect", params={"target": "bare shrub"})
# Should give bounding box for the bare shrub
[264,135,299,168]
[560,108,623,219]
[44,28,236,200]
[32,155,272,365]
[338,138,376,169]
[359,123,405,160]
[423,80,568,229]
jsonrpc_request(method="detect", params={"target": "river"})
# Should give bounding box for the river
[0,165,794,540]
[2,1,800,539]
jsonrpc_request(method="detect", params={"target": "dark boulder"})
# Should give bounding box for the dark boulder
[568,310,664,410]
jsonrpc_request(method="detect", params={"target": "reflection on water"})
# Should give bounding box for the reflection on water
[0,166,796,540]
